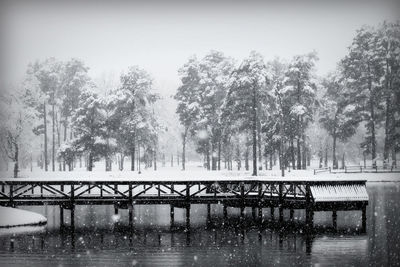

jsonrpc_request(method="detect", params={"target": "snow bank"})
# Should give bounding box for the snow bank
[0,207,47,228]
[0,167,398,182]
[0,225,46,236]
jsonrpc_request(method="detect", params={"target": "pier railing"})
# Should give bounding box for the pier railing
[0,178,369,231]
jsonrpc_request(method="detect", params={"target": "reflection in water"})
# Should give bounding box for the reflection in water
[0,183,398,266]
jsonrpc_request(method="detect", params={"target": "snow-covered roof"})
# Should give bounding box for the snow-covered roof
[310,184,369,202]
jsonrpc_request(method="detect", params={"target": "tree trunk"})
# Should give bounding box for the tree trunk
[324,144,328,167]
[131,146,135,171]
[44,102,48,172]
[182,131,186,170]
[319,149,323,168]
[63,118,67,171]
[269,151,273,170]
[296,137,301,169]
[13,142,19,178]
[278,143,282,172]
[153,149,157,171]
[211,141,217,171]
[370,99,377,168]
[257,120,262,171]
[57,113,62,171]
[88,152,93,171]
[341,153,345,169]
[52,103,55,172]
[367,64,377,168]
[332,134,337,169]
[218,139,221,171]
[363,152,366,168]
[383,96,392,168]
[245,147,249,171]
[120,155,125,171]
[252,85,257,176]
[302,132,307,169]
[290,138,295,169]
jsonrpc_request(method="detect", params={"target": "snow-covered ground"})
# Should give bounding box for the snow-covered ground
[0,207,47,228]
[0,161,399,182]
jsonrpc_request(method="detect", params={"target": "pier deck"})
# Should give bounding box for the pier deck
[0,176,369,230]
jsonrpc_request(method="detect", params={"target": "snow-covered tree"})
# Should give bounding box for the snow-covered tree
[174,56,201,170]
[222,51,270,175]
[71,86,108,171]
[375,22,400,167]
[341,26,385,168]
[175,51,234,171]
[26,58,90,171]
[282,52,318,169]
[0,87,40,177]
[26,58,62,171]
[319,71,361,169]
[264,58,289,173]
[197,51,234,170]
[110,66,158,171]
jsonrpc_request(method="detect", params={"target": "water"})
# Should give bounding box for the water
[0,183,399,266]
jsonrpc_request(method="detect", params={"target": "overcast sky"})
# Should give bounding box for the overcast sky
[1,0,399,95]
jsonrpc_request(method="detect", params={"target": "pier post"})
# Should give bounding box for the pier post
[362,206,367,233]
[128,205,133,227]
[290,209,294,221]
[207,203,211,224]
[70,205,75,230]
[186,183,191,230]
[252,207,256,220]
[258,182,263,223]
[128,183,133,227]
[60,205,64,228]
[240,206,245,222]
[114,185,118,215]
[186,204,191,230]
[278,184,283,224]
[240,182,245,223]
[70,184,75,230]
[223,204,227,220]
[9,185,13,207]
[114,205,119,215]
[332,210,337,230]
[305,184,313,230]
[170,205,174,227]
[60,185,64,228]
[271,206,275,220]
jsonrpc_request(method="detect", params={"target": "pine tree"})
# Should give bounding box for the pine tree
[342,26,384,168]
[319,71,361,169]
[71,87,108,171]
[282,52,318,169]
[110,66,157,171]
[174,56,201,170]
[222,51,270,175]
[375,22,400,167]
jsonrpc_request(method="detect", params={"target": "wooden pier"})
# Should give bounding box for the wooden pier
[0,177,369,231]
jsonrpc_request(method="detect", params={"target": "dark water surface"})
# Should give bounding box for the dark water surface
[0,182,399,266]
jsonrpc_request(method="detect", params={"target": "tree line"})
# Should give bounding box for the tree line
[0,21,399,177]
[1,60,160,177]
[174,21,400,175]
